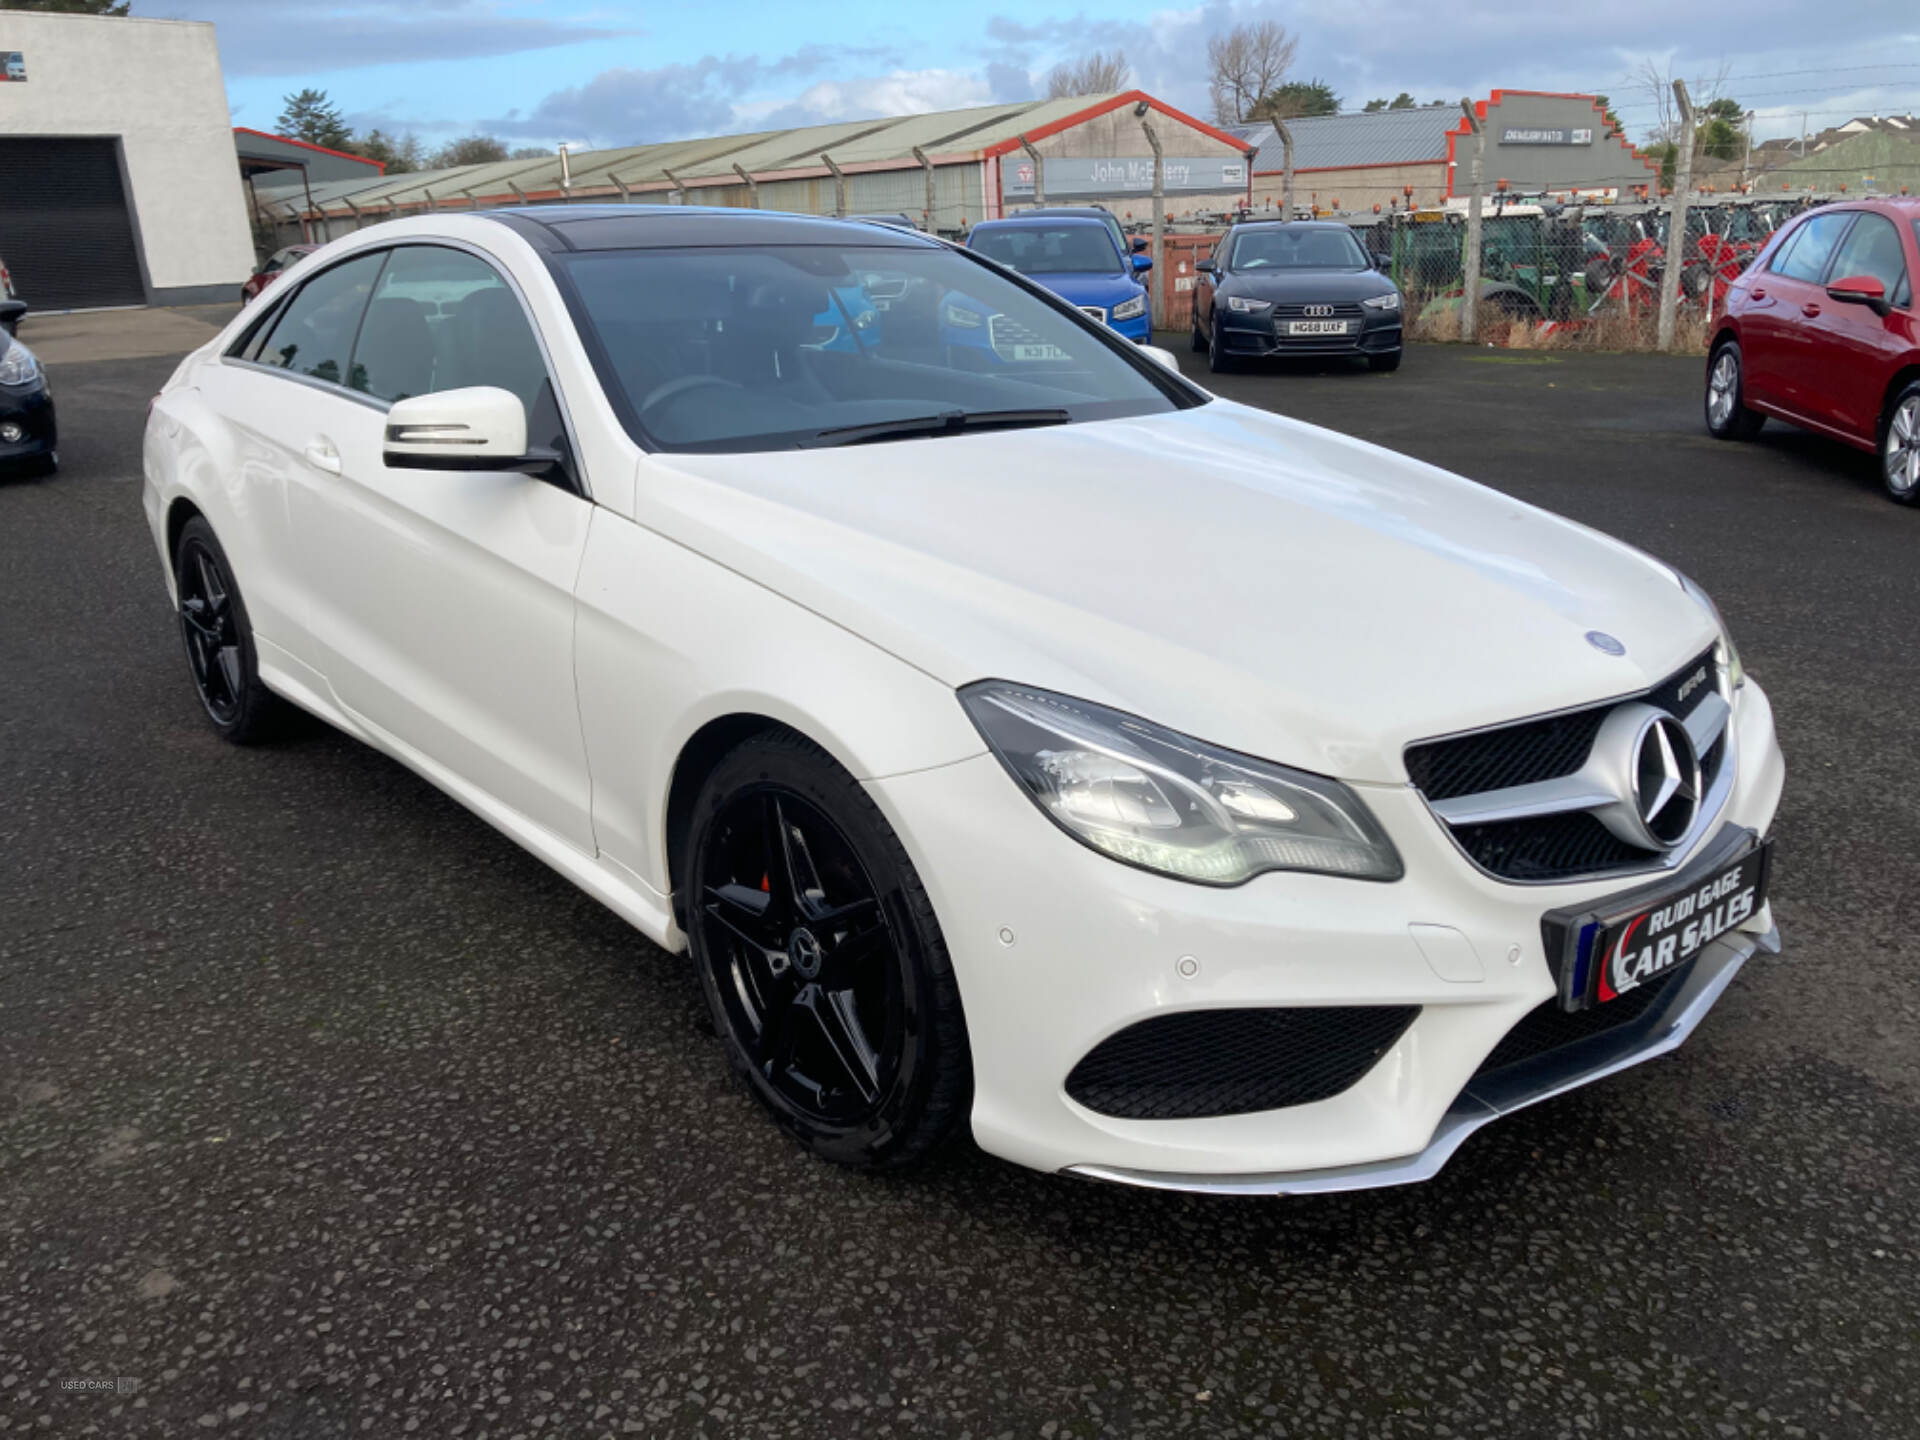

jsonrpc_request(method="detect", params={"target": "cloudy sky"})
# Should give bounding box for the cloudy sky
[150,0,1920,151]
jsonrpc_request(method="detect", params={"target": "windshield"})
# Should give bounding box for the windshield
[971,225,1122,275]
[557,243,1187,453]
[1228,228,1370,270]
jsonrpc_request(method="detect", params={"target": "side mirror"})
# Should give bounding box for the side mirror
[1131,253,1154,273]
[1139,344,1181,373]
[1195,259,1218,276]
[1130,236,1150,253]
[0,299,26,336]
[1827,273,1891,317]
[383,386,535,472]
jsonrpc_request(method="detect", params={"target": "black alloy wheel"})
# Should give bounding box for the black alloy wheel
[688,732,970,1170]
[173,516,284,743]
[1190,305,1207,353]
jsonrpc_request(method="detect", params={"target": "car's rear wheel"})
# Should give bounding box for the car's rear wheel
[1705,339,1765,440]
[1884,382,1920,506]
[173,516,285,743]
[687,731,971,1171]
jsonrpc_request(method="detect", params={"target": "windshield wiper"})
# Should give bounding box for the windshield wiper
[804,407,1071,448]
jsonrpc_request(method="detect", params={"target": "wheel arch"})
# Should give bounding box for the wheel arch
[1879,364,1920,443]
[663,711,796,925]
[165,494,207,564]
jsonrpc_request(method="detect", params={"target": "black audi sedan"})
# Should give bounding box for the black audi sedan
[0,328,57,477]
[1191,220,1403,374]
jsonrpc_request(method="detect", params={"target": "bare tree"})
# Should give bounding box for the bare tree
[1207,20,1297,125]
[1633,56,1729,148]
[1044,50,1131,99]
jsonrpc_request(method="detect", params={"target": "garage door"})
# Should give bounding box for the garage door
[0,137,147,310]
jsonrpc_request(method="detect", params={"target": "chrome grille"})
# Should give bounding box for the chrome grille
[1273,301,1364,318]
[1407,646,1733,884]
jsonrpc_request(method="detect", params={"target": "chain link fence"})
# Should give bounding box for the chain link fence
[1139,187,1842,352]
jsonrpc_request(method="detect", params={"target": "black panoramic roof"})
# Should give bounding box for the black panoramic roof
[477,205,939,252]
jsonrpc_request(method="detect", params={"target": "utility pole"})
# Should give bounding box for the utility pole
[1459,97,1485,343]
[1018,134,1044,207]
[1137,107,1164,328]
[1657,79,1696,352]
[1740,110,1754,191]
[911,145,935,232]
[1270,115,1294,219]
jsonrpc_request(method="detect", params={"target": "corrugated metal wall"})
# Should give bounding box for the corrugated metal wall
[263,162,990,250]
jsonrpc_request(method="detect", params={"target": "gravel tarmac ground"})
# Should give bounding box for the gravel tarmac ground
[2,337,1916,1438]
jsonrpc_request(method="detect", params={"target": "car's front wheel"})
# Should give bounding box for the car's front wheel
[172,516,285,742]
[1207,322,1237,374]
[1882,381,1920,506]
[1705,339,1765,440]
[686,731,972,1171]
[1189,306,1207,353]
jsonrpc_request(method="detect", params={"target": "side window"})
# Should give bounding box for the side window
[1770,212,1854,284]
[348,245,563,453]
[349,246,553,411]
[1826,213,1909,302]
[255,251,388,386]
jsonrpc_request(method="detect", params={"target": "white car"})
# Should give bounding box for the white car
[142,208,1785,1194]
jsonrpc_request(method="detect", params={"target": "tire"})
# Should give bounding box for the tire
[172,516,287,743]
[1207,323,1237,374]
[1883,380,1920,506]
[686,730,972,1172]
[1705,339,1765,441]
[1189,307,1207,353]
[1367,350,1402,373]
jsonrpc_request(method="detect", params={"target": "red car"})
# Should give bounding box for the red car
[1705,196,1920,504]
[240,244,317,304]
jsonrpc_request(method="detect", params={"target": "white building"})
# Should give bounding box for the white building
[0,12,256,309]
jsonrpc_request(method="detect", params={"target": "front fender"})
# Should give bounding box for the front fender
[572,506,986,900]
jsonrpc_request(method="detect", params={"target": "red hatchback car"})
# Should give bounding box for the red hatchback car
[240,244,317,305]
[1706,197,1920,504]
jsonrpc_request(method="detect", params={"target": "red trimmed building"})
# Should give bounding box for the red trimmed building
[1234,91,1656,216]
[256,91,1259,247]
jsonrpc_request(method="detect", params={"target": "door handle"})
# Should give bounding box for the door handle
[1801,303,1821,318]
[304,436,341,474]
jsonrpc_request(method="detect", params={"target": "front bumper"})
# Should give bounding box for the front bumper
[0,381,56,467]
[1218,310,1402,358]
[1109,309,1152,343]
[866,679,1784,1191]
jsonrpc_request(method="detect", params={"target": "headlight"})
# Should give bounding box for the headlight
[0,340,39,386]
[1362,292,1403,312]
[943,301,984,328]
[1110,293,1147,321]
[960,682,1403,885]
[1678,572,1745,696]
[1225,295,1271,314]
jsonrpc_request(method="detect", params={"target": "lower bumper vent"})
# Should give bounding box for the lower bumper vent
[1065,1006,1419,1120]
[1473,960,1691,1078]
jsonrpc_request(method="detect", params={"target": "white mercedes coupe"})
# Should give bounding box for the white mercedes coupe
[143,208,1785,1194]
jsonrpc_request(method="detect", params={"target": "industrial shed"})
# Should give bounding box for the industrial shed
[254,91,1257,248]
[0,11,256,309]
[1234,91,1656,215]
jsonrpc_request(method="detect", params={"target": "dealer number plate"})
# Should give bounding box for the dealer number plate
[1551,838,1773,1011]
